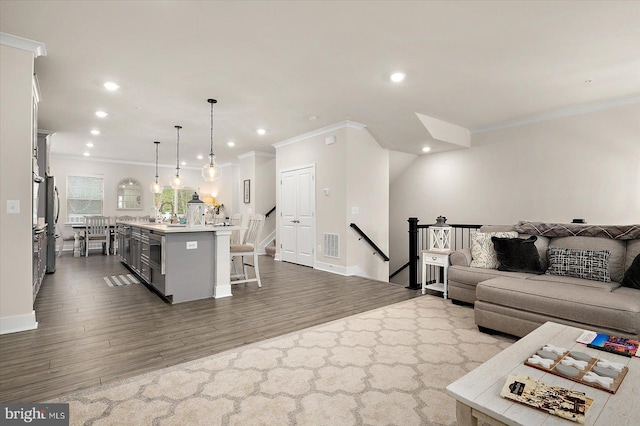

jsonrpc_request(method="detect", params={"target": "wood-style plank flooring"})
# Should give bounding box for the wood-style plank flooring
[0,253,423,402]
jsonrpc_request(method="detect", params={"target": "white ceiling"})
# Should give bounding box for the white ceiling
[2,1,639,168]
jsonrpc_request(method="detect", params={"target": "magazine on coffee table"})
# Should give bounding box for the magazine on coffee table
[576,331,639,358]
[500,374,593,424]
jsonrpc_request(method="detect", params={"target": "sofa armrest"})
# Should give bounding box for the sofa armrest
[450,248,471,267]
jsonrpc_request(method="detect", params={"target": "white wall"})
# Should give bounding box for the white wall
[275,123,390,281]
[276,127,348,268]
[255,155,276,244]
[237,151,276,243]
[345,126,390,280]
[0,44,37,332]
[389,103,640,284]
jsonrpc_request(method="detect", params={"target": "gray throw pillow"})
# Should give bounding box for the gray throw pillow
[547,247,611,282]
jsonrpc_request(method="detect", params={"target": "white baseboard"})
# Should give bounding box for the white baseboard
[314,262,376,280]
[0,310,38,335]
[315,261,348,276]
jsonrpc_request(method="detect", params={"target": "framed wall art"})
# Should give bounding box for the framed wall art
[243,179,250,203]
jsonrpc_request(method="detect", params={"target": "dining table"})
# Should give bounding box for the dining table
[68,223,117,257]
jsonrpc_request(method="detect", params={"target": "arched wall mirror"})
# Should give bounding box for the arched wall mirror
[117,178,142,210]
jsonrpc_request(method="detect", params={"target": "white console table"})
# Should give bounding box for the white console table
[421,250,450,298]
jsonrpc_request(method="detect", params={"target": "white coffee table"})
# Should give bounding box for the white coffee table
[446,322,638,425]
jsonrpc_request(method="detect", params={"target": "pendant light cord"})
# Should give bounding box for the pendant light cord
[154,141,160,182]
[175,125,181,177]
[208,99,217,164]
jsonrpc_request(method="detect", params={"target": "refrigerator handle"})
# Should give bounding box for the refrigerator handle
[54,186,60,224]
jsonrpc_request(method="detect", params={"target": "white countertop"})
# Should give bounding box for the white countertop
[116,222,241,234]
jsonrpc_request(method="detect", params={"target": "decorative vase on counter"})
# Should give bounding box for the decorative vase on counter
[187,192,205,228]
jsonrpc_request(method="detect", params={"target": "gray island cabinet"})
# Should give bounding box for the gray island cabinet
[116,222,238,302]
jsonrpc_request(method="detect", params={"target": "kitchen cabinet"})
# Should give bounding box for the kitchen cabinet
[117,222,237,303]
[32,226,47,301]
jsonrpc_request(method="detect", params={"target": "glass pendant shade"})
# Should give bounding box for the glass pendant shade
[202,98,222,182]
[171,125,184,189]
[150,141,163,194]
[150,181,163,194]
[202,156,222,181]
[170,175,184,190]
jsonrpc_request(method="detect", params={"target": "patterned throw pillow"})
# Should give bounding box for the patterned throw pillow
[546,247,611,282]
[469,231,519,269]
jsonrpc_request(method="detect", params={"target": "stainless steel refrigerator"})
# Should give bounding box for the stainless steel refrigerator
[45,175,59,273]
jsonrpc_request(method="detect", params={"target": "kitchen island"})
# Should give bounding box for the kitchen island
[116,222,240,302]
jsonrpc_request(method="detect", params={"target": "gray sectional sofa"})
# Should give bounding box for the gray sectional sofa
[447,223,640,339]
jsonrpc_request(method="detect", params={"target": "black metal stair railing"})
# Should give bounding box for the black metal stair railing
[265,206,276,218]
[402,218,481,290]
[349,223,389,261]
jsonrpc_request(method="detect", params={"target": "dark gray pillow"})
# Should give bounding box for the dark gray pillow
[491,236,544,274]
[547,247,611,282]
[622,254,640,289]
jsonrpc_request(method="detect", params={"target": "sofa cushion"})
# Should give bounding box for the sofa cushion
[525,273,620,292]
[622,254,640,289]
[476,277,640,335]
[470,231,519,268]
[548,236,626,282]
[547,247,611,283]
[625,239,640,272]
[448,265,534,287]
[492,236,544,274]
[449,248,471,267]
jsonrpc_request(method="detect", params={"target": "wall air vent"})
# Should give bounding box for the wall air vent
[323,233,340,259]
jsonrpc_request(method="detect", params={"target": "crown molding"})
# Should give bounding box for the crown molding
[51,153,235,169]
[272,120,367,149]
[0,32,47,57]
[471,95,640,134]
[236,151,276,160]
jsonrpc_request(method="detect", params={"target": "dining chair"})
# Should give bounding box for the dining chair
[230,214,264,287]
[229,213,243,243]
[56,224,77,257]
[84,215,111,256]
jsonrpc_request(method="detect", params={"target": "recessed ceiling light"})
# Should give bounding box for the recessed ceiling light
[181,161,186,166]
[197,154,203,160]
[83,152,90,157]
[390,72,406,83]
[257,128,266,135]
[95,111,108,118]
[86,142,94,147]
[103,81,120,91]
[90,129,100,136]
[308,115,318,121]
[422,146,431,153]
[227,141,235,147]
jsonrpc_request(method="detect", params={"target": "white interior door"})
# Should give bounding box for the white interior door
[280,165,315,267]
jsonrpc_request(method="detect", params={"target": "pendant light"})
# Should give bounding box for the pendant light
[170,125,184,189]
[202,98,222,181]
[150,141,163,194]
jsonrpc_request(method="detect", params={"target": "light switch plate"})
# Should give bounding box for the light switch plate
[352,207,359,214]
[186,241,197,250]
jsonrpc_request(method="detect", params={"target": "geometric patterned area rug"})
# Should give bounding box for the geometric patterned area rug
[103,274,140,287]
[49,296,515,425]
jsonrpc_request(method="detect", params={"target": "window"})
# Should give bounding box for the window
[67,175,104,223]
[154,187,196,216]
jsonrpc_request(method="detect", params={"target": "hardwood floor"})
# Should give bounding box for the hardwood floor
[0,253,422,402]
